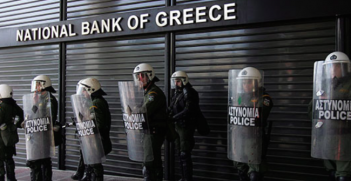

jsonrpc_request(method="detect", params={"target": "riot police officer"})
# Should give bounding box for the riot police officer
[26,75,60,181]
[308,51,351,181]
[168,71,199,181]
[227,67,273,181]
[133,63,168,181]
[0,84,24,181]
[71,78,112,181]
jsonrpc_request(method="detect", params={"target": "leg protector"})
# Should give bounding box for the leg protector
[337,177,351,181]
[91,164,103,181]
[41,158,52,181]
[28,161,43,181]
[71,157,85,180]
[180,152,193,181]
[249,171,262,181]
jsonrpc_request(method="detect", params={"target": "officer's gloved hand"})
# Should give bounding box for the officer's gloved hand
[53,125,61,132]
[0,123,7,130]
[21,121,25,128]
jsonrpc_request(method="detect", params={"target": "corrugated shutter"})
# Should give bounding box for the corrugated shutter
[0,0,60,28]
[0,45,60,167]
[67,0,165,20]
[65,35,166,177]
[174,20,335,181]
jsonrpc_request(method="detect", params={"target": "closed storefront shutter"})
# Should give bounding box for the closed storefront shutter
[65,35,166,177]
[174,20,335,181]
[67,0,164,19]
[0,0,60,28]
[0,45,60,167]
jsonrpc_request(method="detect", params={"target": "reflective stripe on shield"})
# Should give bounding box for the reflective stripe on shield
[118,81,153,162]
[227,69,263,164]
[71,94,105,165]
[311,61,351,161]
[23,92,55,161]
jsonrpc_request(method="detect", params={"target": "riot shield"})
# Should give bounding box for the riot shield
[227,69,263,164]
[71,94,105,165]
[118,81,153,162]
[311,61,351,161]
[23,92,55,161]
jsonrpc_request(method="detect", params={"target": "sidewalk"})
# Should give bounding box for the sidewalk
[14,167,143,181]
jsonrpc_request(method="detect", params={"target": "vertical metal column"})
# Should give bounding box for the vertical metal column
[164,0,176,180]
[58,0,67,170]
[336,15,346,52]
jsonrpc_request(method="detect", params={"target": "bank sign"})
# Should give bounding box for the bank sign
[0,0,242,48]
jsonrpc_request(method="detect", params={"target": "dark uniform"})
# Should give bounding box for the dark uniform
[234,87,273,181]
[143,82,168,181]
[27,93,58,181]
[168,83,199,181]
[75,95,112,181]
[0,98,24,181]
[308,75,351,179]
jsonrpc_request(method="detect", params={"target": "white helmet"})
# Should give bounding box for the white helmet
[133,63,155,84]
[77,78,105,95]
[31,75,53,92]
[236,67,262,93]
[171,71,189,89]
[323,51,350,78]
[0,84,13,99]
[324,51,350,64]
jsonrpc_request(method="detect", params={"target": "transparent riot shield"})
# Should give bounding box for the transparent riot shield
[118,81,153,162]
[23,92,55,161]
[311,61,351,161]
[71,94,105,165]
[227,69,263,164]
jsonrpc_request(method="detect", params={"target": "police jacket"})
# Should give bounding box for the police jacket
[143,81,168,131]
[92,95,112,155]
[0,98,24,147]
[169,83,199,127]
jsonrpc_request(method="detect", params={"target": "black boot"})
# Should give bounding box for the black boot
[80,165,92,181]
[5,158,17,181]
[249,171,263,181]
[143,166,154,181]
[91,164,104,181]
[180,152,193,181]
[337,176,351,181]
[41,158,52,181]
[71,158,85,180]
[329,171,336,181]
[238,169,249,181]
[0,175,4,181]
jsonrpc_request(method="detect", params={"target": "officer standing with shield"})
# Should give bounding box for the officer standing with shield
[0,84,24,181]
[168,71,199,181]
[227,67,273,181]
[71,78,111,181]
[24,75,59,181]
[132,63,168,181]
[308,51,351,181]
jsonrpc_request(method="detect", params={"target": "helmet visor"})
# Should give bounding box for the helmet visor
[237,79,259,94]
[171,77,184,89]
[133,72,148,86]
[76,85,89,95]
[324,62,350,79]
[31,80,45,92]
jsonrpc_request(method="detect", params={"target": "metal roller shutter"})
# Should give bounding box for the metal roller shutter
[0,45,60,168]
[65,35,166,177]
[174,20,335,181]
[0,0,60,28]
[67,0,165,19]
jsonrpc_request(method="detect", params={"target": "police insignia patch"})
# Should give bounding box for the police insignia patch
[263,98,270,106]
[148,96,154,102]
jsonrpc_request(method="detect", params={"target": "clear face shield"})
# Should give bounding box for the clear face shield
[324,62,350,79]
[31,80,45,92]
[133,72,149,87]
[76,84,90,97]
[237,79,259,94]
[170,78,184,89]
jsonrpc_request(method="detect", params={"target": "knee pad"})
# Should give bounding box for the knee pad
[249,171,262,181]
